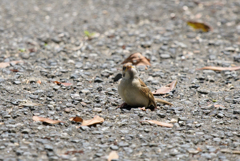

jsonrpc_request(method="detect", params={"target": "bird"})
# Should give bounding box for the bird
[118,63,172,110]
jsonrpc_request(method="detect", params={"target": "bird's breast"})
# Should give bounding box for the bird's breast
[118,78,148,107]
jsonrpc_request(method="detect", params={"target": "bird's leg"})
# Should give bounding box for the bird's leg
[138,107,146,111]
[117,102,128,108]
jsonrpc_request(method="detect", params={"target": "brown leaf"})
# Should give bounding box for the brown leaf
[64,150,84,155]
[196,66,240,71]
[187,21,211,32]
[53,81,72,86]
[140,120,173,128]
[197,147,202,152]
[121,53,151,67]
[10,69,19,72]
[0,61,23,68]
[28,48,36,52]
[213,104,226,108]
[108,151,119,161]
[153,80,177,95]
[69,116,83,122]
[32,116,64,124]
[77,115,104,127]
[61,82,72,86]
[37,80,41,84]
[53,81,61,85]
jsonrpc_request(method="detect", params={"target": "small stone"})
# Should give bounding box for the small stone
[160,53,171,59]
[93,108,102,113]
[21,129,31,134]
[188,149,199,154]
[80,126,89,131]
[217,113,224,118]
[113,73,122,82]
[110,145,119,150]
[157,113,166,118]
[94,77,103,83]
[13,80,21,85]
[19,53,30,59]
[80,89,90,93]
[197,89,209,94]
[44,144,54,151]
[119,142,129,147]
[64,108,71,113]
[233,110,240,114]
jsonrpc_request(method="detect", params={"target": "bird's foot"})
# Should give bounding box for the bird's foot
[117,103,128,108]
[138,107,146,111]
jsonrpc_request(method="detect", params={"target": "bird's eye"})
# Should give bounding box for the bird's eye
[123,66,126,70]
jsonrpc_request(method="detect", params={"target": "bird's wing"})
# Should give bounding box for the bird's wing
[138,78,157,107]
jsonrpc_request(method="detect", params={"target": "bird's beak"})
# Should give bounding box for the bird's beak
[125,66,133,71]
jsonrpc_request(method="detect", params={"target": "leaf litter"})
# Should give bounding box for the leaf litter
[70,115,104,127]
[196,66,240,71]
[0,61,23,68]
[140,120,173,128]
[32,116,64,124]
[187,21,212,32]
[121,53,150,67]
[108,151,119,161]
[153,80,177,95]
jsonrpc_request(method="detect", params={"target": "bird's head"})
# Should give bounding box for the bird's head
[122,63,138,79]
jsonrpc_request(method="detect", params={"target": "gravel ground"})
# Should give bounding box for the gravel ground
[0,0,240,160]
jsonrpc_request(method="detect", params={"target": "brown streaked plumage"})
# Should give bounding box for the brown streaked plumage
[118,64,156,110]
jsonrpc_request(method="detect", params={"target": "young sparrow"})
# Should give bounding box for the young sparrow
[118,64,171,110]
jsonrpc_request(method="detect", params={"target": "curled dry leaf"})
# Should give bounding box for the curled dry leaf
[153,80,177,95]
[108,151,119,161]
[0,61,23,68]
[196,66,240,71]
[77,115,104,127]
[69,116,83,122]
[187,21,211,32]
[140,120,173,128]
[121,53,151,67]
[32,116,64,124]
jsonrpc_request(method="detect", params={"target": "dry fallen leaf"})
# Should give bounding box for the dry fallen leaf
[108,151,119,161]
[140,120,173,128]
[214,104,226,108]
[10,69,19,72]
[197,147,202,152]
[65,150,84,155]
[53,81,72,86]
[37,80,41,84]
[19,102,42,107]
[77,115,104,127]
[0,61,23,68]
[61,82,72,86]
[69,116,83,122]
[53,81,61,85]
[187,21,211,32]
[121,53,150,67]
[153,80,177,95]
[196,66,240,71]
[32,116,64,124]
